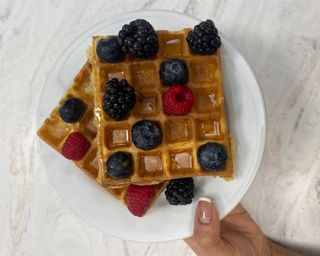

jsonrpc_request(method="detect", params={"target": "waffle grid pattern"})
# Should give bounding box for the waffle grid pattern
[90,29,234,187]
[37,63,166,204]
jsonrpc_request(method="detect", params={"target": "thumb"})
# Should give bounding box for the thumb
[193,197,221,247]
[185,197,226,255]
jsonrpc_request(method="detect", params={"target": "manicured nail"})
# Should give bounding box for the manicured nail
[198,197,212,224]
[198,197,212,203]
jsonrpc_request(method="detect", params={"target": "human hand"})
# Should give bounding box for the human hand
[184,198,301,256]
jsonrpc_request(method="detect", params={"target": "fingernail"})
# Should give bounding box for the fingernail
[198,197,212,224]
[198,197,212,204]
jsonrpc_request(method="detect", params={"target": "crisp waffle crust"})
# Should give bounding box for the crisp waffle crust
[90,29,234,187]
[37,63,166,207]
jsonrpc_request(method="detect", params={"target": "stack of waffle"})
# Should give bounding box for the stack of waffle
[37,20,233,217]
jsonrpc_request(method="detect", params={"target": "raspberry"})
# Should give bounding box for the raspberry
[125,185,156,217]
[163,85,194,115]
[61,132,90,161]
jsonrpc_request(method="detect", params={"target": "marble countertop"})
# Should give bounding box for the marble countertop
[1,0,320,255]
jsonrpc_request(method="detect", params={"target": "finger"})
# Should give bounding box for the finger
[192,197,222,248]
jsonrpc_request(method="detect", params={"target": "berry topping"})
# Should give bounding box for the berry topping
[125,184,156,217]
[118,19,159,58]
[96,37,124,63]
[103,78,136,121]
[165,178,194,205]
[186,19,221,55]
[59,98,85,123]
[61,132,90,161]
[197,142,227,171]
[163,85,194,115]
[106,151,133,179]
[159,59,188,86]
[131,120,162,150]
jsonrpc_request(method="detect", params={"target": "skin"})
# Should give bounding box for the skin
[184,201,301,256]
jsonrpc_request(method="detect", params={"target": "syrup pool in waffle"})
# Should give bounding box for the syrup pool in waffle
[89,29,234,187]
[37,62,166,216]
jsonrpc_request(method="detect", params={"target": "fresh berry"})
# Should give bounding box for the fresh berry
[131,120,162,150]
[61,132,90,161]
[96,37,124,63]
[165,178,194,205]
[159,59,188,86]
[197,142,227,171]
[106,151,133,179]
[103,78,136,121]
[186,19,221,55]
[59,98,85,123]
[118,19,159,58]
[125,185,156,217]
[163,85,194,115]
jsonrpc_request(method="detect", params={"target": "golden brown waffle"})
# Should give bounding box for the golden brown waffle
[37,63,99,179]
[90,29,234,187]
[37,62,166,208]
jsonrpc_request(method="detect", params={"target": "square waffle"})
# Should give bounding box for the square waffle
[37,62,166,209]
[90,29,234,187]
[89,29,233,186]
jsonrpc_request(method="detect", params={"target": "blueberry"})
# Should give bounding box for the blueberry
[59,98,85,123]
[131,120,162,150]
[159,59,188,86]
[197,142,227,171]
[106,152,133,179]
[96,37,124,63]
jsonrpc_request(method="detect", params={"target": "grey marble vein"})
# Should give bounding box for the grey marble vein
[0,8,10,22]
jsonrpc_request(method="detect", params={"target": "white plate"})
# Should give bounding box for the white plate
[37,10,266,242]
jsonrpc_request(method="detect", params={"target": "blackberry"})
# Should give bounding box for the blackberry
[165,178,194,205]
[186,19,221,55]
[118,19,159,58]
[96,37,124,63]
[106,151,133,179]
[103,78,136,121]
[131,120,162,150]
[59,98,85,123]
[197,142,227,171]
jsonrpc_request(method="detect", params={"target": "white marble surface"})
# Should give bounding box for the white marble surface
[1,0,320,255]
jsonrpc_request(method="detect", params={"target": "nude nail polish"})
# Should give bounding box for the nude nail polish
[198,197,212,224]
